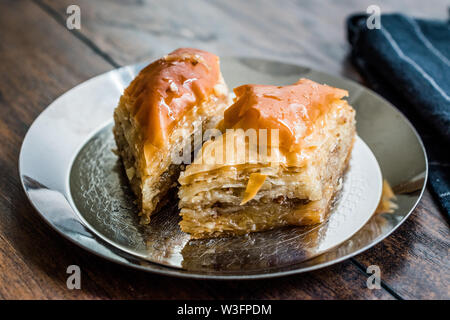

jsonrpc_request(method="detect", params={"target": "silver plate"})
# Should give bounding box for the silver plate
[19,57,427,279]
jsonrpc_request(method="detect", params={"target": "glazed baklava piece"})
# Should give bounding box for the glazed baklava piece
[178,79,356,238]
[113,48,230,223]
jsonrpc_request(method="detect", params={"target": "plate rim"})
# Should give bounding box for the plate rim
[18,56,428,280]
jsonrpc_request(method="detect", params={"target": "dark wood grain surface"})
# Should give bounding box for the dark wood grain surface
[0,0,448,299]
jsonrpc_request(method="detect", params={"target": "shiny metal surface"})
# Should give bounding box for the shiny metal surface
[19,57,427,279]
[69,126,381,271]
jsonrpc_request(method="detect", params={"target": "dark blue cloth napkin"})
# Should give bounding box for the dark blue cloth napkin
[347,13,450,217]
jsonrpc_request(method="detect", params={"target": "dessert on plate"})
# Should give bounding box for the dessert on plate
[178,79,356,238]
[113,48,230,223]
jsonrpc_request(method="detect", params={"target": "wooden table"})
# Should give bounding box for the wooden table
[0,0,448,300]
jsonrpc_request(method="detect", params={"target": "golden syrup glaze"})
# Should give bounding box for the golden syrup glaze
[182,79,353,180]
[224,79,348,153]
[124,48,220,151]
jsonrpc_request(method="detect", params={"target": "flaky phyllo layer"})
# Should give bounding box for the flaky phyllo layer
[113,48,230,223]
[178,79,356,238]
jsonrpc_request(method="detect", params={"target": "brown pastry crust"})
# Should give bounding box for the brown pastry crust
[113,48,230,223]
[179,79,356,238]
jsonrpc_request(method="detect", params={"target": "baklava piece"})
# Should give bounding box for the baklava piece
[113,48,230,223]
[178,79,356,238]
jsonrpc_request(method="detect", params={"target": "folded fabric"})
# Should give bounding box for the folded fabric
[347,13,449,217]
